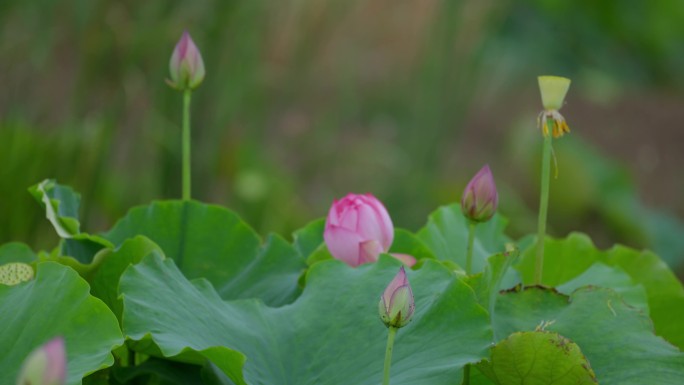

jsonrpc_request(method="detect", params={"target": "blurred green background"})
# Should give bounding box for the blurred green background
[2,0,684,272]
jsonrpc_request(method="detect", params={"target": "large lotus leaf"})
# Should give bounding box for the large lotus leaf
[0,242,36,264]
[417,204,510,273]
[0,262,123,385]
[516,232,684,348]
[90,236,165,321]
[105,200,305,306]
[492,286,684,385]
[556,262,648,314]
[119,254,493,385]
[28,179,112,264]
[477,331,597,385]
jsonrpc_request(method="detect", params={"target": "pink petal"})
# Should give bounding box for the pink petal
[362,194,394,249]
[389,253,417,267]
[382,267,408,306]
[324,225,364,266]
[359,240,383,265]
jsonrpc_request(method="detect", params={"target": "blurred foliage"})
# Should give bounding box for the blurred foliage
[1,0,683,272]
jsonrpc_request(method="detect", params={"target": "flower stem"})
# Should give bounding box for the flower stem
[382,326,398,385]
[534,120,553,285]
[465,222,476,275]
[182,89,192,201]
[462,222,476,384]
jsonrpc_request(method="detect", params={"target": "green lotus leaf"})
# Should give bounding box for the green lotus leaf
[29,179,81,237]
[418,204,510,272]
[292,218,325,259]
[556,262,648,314]
[477,331,597,385]
[0,242,36,264]
[390,228,437,260]
[28,179,112,264]
[119,254,493,385]
[491,286,684,384]
[105,200,305,306]
[516,232,684,348]
[90,235,165,322]
[0,262,123,385]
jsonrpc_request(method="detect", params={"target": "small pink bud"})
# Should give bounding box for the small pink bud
[379,267,415,328]
[16,337,66,385]
[461,165,498,223]
[167,31,205,90]
[324,193,395,267]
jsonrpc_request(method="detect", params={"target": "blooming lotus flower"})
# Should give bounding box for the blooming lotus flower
[379,267,415,328]
[537,75,571,138]
[461,165,498,223]
[324,193,395,267]
[16,337,66,385]
[167,31,205,90]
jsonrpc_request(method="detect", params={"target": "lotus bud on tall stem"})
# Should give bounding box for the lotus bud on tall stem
[461,164,498,275]
[379,267,415,385]
[167,31,205,201]
[534,75,571,285]
[460,164,498,384]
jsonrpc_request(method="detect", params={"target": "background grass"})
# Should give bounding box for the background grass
[1,0,684,273]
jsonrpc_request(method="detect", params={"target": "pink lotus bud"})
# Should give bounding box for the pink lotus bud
[16,337,66,385]
[324,193,395,267]
[379,267,415,328]
[461,165,498,223]
[167,31,205,90]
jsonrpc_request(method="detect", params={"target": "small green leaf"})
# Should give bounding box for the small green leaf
[390,228,437,260]
[292,218,325,259]
[477,331,597,385]
[28,179,111,264]
[29,179,82,237]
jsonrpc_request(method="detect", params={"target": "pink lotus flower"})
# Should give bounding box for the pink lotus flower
[16,337,66,385]
[325,193,414,267]
[167,31,205,90]
[461,165,498,223]
[379,266,415,328]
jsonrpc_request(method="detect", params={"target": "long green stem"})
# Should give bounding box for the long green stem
[463,364,471,385]
[182,89,192,200]
[534,120,553,285]
[463,222,476,384]
[382,326,398,385]
[465,222,476,275]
